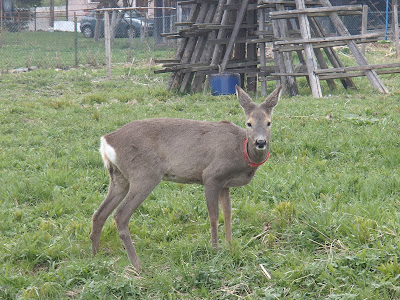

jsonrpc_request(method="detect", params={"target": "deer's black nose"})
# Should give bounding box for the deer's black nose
[255,139,267,149]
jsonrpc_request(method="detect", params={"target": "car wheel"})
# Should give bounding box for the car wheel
[82,26,94,38]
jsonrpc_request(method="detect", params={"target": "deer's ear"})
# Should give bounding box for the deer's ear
[260,85,282,111]
[236,85,256,115]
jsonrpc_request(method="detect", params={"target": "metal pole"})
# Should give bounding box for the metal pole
[385,0,389,40]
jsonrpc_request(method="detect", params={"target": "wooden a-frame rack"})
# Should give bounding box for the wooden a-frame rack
[156,0,400,97]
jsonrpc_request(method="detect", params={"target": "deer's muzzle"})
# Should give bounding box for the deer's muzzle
[255,139,267,150]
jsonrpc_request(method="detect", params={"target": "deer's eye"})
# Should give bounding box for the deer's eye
[246,122,252,128]
[266,122,272,127]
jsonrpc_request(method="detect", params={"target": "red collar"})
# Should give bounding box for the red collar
[243,138,270,167]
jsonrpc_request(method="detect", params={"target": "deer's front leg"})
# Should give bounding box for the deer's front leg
[204,183,222,250]
[219,187,232,244]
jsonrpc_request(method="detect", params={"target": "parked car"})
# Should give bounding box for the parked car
[80,10,154,38]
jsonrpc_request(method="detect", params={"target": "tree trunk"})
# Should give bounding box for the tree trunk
[110,10,124,45]
[94,12,102,42]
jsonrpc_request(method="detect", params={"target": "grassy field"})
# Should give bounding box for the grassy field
[1,45,400,299]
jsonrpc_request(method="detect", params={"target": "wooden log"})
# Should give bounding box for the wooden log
[275,38,381,52]
[309,17,355,90]
[178,0,218,4]
[295,0,322,97]
[319,0,389,94]
[314,46,336,90]
[179,3,215,93]
[319,68,400,80]
[361,5,368,56]
[233,25,247,87]
[104,12,111,78]
[286,19,313,88]
[271,11,362,19]
[269,5,362,19]
[272,3,298,96]
[246,0,258,92]
[393,2,399,58]
[210,0,236,66]
[269,67,400,80]
[258,0,321,7]
[272,72,308,76]
[167,3,199,90]
[315,62,400,74]
[258,0,267,95]
[194,67,262,75]
[220,0,250,72]
[194,23,257,30]
[274,32,383,45]
[157,59,263,74]
[191,0,227,92]
[208,36,273,44]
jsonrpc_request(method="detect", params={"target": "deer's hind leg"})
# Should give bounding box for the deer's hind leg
[113,170,163,271]
[91,165,129,256]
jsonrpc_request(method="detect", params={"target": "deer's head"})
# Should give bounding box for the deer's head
[236,85,281,155]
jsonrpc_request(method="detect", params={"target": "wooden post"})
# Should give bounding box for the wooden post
[104,11,111,78]
[361,5,368,56]
[258,1,267,96]
[210,0,236,66]
[309,17,355,90]
[272,4,298,96]
[167,3,198,90]
[393,0,399,58]
[220,0,249,72]
[191,0,226,92]
[170,3,202,90]
[178,3,211,93]
[246,0,257,92]
[295,0,322,97]
[179,3,215,93]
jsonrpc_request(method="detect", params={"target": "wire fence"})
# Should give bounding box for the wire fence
[317,10,397,36]
[0,5,398,72]
[0,8,179,72]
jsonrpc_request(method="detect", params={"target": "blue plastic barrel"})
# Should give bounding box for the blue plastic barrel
[210,73,241,96]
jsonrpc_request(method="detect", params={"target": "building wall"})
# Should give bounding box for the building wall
[68,0,98,21]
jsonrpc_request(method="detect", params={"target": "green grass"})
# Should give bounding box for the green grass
[1,45,400,299]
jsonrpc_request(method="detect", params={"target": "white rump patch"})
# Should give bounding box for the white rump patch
[100,136,117,168]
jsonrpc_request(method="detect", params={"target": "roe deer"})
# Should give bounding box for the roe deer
[91,85,282,271]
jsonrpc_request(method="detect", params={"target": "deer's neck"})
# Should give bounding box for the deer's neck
[244,139,270,167]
